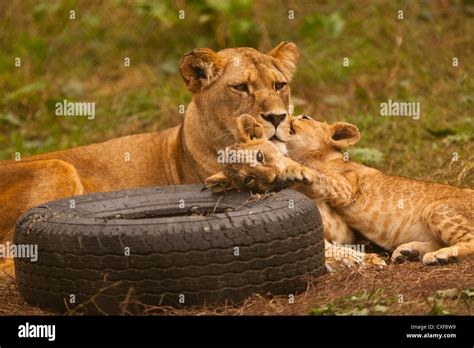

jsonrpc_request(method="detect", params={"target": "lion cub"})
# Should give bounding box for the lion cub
[206,115,386,270]
[210,115,474,265]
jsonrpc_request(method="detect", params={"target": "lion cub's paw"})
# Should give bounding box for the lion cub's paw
[392,246,421,263]
[422,247,458,266]
[279,165,313,185]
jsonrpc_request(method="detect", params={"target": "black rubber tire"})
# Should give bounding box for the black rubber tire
[14,184,324,314]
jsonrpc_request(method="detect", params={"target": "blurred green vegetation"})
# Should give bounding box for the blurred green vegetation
[0,0,472,186]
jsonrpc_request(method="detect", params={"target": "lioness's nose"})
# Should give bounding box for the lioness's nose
[261,112,287,128]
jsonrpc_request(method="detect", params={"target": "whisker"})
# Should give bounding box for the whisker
[209,127,236,146]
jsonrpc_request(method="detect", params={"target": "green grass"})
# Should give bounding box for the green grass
[0,0,472,186]
[308,287,473,316]
[309,289,395,315]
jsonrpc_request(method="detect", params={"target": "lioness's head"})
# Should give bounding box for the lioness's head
[205,114,289,193]
[180,42,299,153]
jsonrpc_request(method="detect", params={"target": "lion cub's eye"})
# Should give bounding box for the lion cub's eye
[256,151,264,163]
[289,123,296,135]
[274,82,287,91]
[243,176,254,185]
[232,83,249,93]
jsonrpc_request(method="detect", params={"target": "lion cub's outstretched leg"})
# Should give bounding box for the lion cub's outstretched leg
[420,201,474,265]
[0,159,84,243]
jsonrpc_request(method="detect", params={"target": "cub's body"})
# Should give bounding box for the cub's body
[303,157,473,264]
[287,116,474,265]
[207,114,474,265]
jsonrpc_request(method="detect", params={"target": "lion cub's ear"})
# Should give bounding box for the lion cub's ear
[267,42,300,81]
[205,171,235,192]
[236,114,265,143]
[180,48,225,93]
[329,122,361,149]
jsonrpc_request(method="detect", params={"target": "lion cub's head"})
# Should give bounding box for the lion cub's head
[205,115,290,193]
[179,42,299,154]
[287,115,361,163]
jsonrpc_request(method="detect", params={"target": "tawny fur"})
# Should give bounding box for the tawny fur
[0,42,299,244]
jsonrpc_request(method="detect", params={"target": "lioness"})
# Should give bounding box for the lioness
[0,42,298,243]
[207,115,474,265]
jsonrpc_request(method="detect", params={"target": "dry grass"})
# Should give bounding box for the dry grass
[0,256,472,316]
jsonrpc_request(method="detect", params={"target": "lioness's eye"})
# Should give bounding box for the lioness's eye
[243,176,254,185]
[274,82,287,91]
[232,83,249,93]
[256,151,264,163]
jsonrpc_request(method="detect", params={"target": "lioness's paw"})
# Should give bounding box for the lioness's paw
[279,165,313,185]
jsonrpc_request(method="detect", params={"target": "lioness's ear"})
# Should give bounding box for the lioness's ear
[180,48,225,93]
[205,171,235,193]
[329,122,361,149]
[236,114,265,143]
[267,41,299,81]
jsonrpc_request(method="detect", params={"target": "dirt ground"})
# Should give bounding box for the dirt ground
[0,255,472,316]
